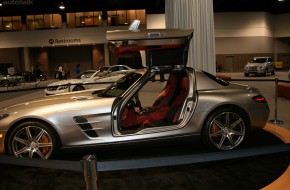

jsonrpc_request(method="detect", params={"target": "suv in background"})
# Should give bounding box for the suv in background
[244,57,275,76]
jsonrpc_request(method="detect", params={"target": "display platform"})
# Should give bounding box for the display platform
[0,123,289,190]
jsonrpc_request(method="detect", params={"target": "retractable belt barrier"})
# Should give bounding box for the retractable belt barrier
[0,143,289,172]
[0,143,290,190]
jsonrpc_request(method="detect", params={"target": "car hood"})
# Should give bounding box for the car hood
[47,79,87,86]
[2,91,106,113]
[246,63,265,67]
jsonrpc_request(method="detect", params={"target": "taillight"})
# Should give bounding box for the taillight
[252,95,267,103]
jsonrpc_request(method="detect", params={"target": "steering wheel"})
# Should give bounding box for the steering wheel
[126,94,143,112]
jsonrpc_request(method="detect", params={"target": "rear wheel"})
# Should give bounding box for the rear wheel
[202,108,247,151]
[72,85,85,91]
[7,121,59,159]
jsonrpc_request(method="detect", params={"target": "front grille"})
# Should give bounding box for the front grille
[46,86,58,91]
[249,67,257,71]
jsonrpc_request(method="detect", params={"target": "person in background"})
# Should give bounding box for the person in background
[34,65,42,80]
[58,65,63,80]
[63,63,68,79]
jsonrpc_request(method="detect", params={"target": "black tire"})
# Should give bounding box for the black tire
[263,69,268,76]
[7,121,59,159]
[202,108,247,151]
[244,73,249,77]
[271,68,275,75]
[72,85,85,91]
[1,80,10,86]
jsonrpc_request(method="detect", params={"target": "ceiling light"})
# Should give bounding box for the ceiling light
[59,2,65,9]
[0,3,2,6]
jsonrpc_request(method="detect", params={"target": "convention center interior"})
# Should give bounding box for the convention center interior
[0,0,290,189]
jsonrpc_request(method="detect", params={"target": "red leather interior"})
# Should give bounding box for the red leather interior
[169,76,189,123]
[121,73,189,128]
[152,74,178,108]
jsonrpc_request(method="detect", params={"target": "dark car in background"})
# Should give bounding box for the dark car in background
[14,71,47,82]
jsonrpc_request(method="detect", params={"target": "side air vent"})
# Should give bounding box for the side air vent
[73,116,98,137]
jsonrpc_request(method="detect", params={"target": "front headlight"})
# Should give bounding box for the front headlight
[0,113,9,120]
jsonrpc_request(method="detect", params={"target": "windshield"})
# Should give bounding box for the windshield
[75,71,97,79]
[98,72,142,97]
[251,58,267,63]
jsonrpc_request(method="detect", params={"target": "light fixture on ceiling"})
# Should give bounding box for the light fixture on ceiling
[0,2,3,6]
[59,2,65,9]
[278,0,284,2]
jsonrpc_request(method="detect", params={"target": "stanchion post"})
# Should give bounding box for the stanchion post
[269,78,283,124]
[83,155,98,190]
[68,83,71,92]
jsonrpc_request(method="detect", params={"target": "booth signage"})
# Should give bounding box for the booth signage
[48,38,81,45]
[2,0,33,5]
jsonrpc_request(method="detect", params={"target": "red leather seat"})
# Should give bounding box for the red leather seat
[152,74,178,109]
[143,74,189,126]
[121,74,178,128]
[167,76,189,123]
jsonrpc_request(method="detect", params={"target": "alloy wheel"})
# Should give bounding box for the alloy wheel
[11,125,53,159]
[208,111,246,150]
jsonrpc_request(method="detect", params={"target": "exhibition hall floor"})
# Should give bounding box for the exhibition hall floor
[0,71,289,190]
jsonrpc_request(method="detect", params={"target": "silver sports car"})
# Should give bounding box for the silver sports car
[0,28,269,159]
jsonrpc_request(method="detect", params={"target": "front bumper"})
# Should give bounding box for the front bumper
[244,68,266,74]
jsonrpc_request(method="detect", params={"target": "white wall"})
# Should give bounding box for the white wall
[1,12,289,49]
[214,12,274,38]
[274,13,290,37]
[146,14,166,29]
[0,26,129,48]
[215,12,290,55]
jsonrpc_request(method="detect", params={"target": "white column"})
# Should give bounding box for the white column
[165,0,216,74]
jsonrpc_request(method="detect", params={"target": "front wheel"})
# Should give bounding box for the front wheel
[202,108,247,151]
[263,69,268,76]
[1,80,10,86]
[7,121,59,159]
[271,68,275,75]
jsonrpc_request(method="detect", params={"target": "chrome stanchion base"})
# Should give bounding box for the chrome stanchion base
[268,119,284,125]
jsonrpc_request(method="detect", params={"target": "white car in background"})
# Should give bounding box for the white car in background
[244,57,275,76]
[45,65,133,95]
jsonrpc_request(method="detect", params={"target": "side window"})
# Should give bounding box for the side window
[268,58,273,62]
